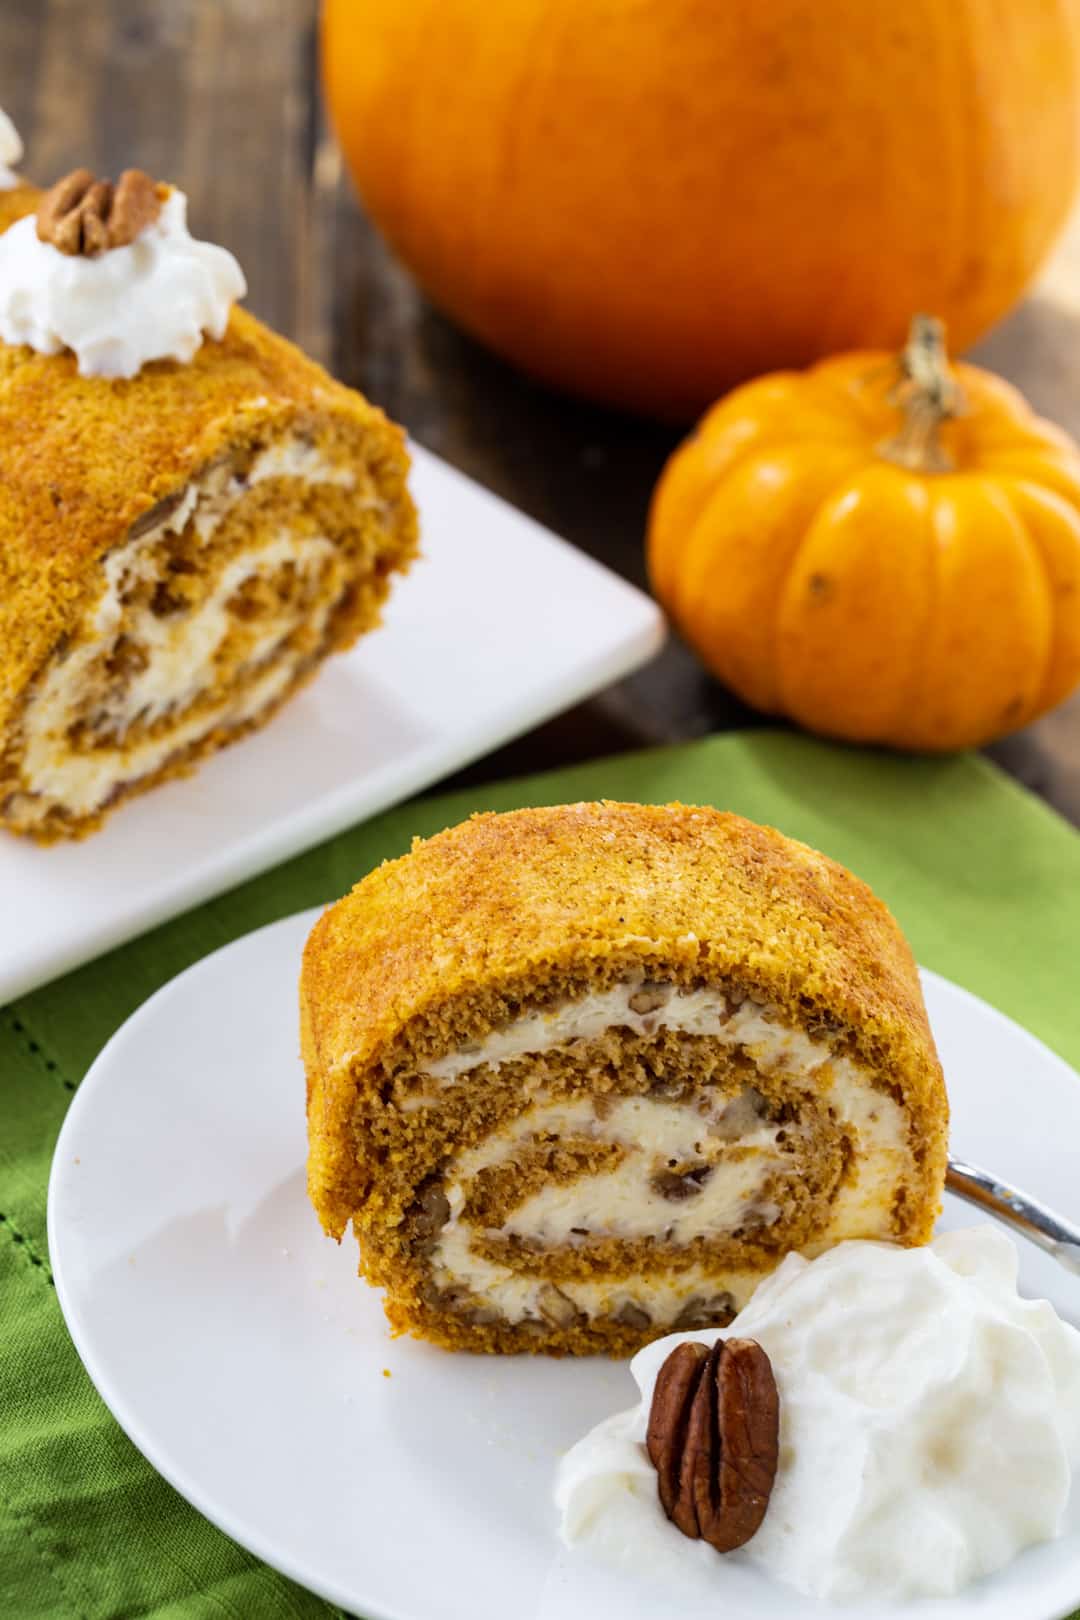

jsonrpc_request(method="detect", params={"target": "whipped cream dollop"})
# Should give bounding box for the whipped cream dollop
[557,1228,1080,1603]
[0,108,22,188]
[0,188,246,377]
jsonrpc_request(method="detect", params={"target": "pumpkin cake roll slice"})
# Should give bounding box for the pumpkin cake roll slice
[0,166,417,840]
[302,802,948,1356]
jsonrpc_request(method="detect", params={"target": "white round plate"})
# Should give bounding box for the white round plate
[49,910,1080,1620]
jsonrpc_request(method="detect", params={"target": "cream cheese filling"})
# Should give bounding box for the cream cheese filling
[433,1241,763,1327]
[423,983,912,1325]
[449,1094,787,1247]
[19,543,338,818]
[247,439,358,487]
[13,441,356,822]
[420,985,831,1088]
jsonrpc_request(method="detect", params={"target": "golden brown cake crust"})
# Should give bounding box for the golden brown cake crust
[0,182,39,234]
[303,802,948,1258]
[0,305,413,747]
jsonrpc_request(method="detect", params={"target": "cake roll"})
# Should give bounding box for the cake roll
[0,167,417,839]
[302,802,948,1356]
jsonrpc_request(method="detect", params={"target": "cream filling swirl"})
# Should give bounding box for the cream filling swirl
[423,985,912,1326]
[12,442,357,823]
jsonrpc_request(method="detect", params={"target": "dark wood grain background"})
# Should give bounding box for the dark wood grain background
[5,0,1080,825]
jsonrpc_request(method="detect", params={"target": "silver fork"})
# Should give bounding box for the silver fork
[947,1158,1080,1277]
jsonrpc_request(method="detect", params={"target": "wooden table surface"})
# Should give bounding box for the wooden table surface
[6,0,1080,826]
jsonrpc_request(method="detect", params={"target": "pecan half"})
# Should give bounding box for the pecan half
[536,1282,584,1329]
[127,489,187,540]
[652,1163,712,1201]
[671,1292,736,1332]
[629,982,672,1015]
[646,1337,779,1553]
[411,1178,450,1244]
[37,167,163,256]
[613,1300,651,1331]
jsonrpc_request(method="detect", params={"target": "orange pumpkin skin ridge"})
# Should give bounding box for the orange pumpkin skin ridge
[323,0,1080,417]
[647,354,1080,752]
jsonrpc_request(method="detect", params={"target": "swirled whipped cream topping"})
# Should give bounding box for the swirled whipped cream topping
[557,1227,1080,1603]
[0,187,246,377]
[0,108,22,188]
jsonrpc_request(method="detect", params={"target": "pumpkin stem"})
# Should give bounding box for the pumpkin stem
[877,314,963,474]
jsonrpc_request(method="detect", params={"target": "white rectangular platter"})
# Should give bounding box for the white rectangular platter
[0,445,665,1003]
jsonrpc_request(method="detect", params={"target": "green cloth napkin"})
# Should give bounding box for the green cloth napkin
[3,729,1080,1620]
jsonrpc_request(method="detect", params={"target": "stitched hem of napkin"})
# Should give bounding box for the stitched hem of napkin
[1,1007,77,1097]
[0,1211,53,1284]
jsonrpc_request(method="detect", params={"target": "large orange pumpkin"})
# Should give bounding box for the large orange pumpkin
[322,0,1080,418]
[647,318,1080,751]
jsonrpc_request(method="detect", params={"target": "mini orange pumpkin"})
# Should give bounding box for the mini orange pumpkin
[647,318,1080,752]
